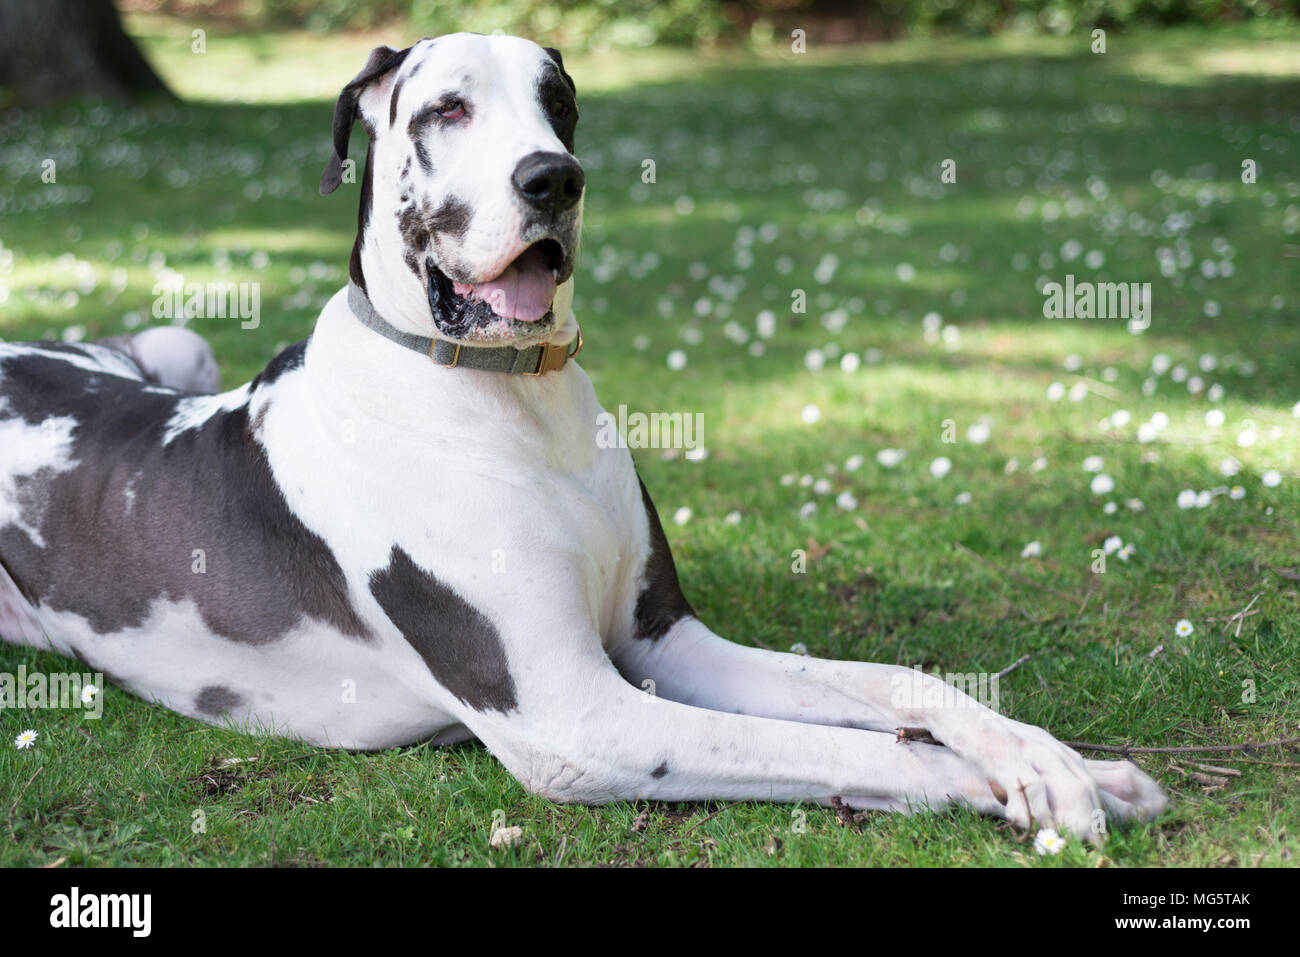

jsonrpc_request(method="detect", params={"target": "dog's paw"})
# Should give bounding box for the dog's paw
[1085,757,1169,824]
[946,718,1112,842]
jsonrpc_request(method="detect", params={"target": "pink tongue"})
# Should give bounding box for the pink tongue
[463,245,556,322]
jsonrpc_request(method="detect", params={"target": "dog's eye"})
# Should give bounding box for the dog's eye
[438,101,466,121]
[550,100,570,118]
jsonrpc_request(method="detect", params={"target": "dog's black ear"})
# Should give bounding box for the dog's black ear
[543,47,575,95]
[320,44,411,196]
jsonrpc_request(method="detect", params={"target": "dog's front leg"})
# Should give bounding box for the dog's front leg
[610,619,1167,839]
[463,648,1010,819]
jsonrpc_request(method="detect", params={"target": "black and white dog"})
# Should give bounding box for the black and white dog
[0,34,1166,840]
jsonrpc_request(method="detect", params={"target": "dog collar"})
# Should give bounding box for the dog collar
[347,282,582,376]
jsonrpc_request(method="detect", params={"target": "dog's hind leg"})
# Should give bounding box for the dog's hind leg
[96,327,221,394]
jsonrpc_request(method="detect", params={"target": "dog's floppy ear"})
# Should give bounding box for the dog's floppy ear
[320,44,411,196]
[543,47,575,95]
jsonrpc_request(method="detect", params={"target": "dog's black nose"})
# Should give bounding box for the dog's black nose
[512,151,584,214]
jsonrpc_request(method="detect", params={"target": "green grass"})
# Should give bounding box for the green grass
[2,16,1299,867]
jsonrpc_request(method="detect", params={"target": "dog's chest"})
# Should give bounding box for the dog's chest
[257,323,644,644]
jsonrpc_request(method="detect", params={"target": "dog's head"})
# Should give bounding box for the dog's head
[322,34,581,346]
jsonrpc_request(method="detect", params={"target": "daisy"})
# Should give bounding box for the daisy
[1034,828,1066,856]
[1175,619,1194,638]
[1021,541,1042,558]
[929,456,952,479]
[1176,489,1197,509]
[835,491,858,511]
[672,507,692,526]
[1103,536,1123,554]
[1090,474,1115,495]
[1229,486,1245,500]
[14,729,37,750]
[80,684,98,705]
[1083,455,1104,473]
[1262,470,1282,488]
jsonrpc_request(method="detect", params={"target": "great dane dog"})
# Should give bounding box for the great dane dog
[0,34,1166,841]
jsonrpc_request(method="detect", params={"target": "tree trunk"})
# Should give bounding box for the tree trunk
[0,0,174,106]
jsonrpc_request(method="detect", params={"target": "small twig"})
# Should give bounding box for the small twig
[996,654,1032,680]
[1065,735,1300,756]
[1187,762,1241,778]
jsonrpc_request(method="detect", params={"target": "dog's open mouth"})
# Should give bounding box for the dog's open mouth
[450,239,567,323]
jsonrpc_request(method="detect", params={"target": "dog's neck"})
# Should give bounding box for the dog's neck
[302,285,596,455]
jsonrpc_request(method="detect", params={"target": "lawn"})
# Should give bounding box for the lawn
[1,15,1298,867]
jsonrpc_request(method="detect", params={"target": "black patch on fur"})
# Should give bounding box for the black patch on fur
[389,74,406,127]
[651,761,669,779]
[396,196,471,277]
[634,478,695,640]
[369,546,518,713]
[250,339,308,389]
[0,347,371,644]
[413,138,433,177]
[538,51,578,153]
[350,140,378,290]
[195,685,244,716]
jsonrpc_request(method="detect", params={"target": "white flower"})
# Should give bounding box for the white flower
[840,352,860,373]
[666,349,687,371]
[1021,541,1042,558]
[1103,536,1123,554]
[1118,544,1135,560]
[489,825,524,849]
[1068,382,1088,401]
[1176,489,1198,509]
[15,729,38,750]
[1229,485,1245,500]
[1103,501,1118,514]
[1111,410,1131,428]
[876,448,906,468]
[1220,457,1241,477]
[790,642,809,655]
[1031,456,1048,472]
[780,473,796,486]
[835,491,858,510]
[672,507,692,526]
[813,478,832,495]
[1205,409,1225,428]
[1047,382,1066,401]
[1034,828,1066,856]
[1175,619,1194,638]
[801,404,821,425]
[1262,470,1282,488]
[798,501,817,519]
[1150,411,1170,430]
[1136,422,1159,443]
[1196,490,1212,508]
[929,456,952,479]
[845,454,864,472]
[1090,474,1115,495]
[80,684,98,705]
[1151,354,1171,375]
[723,511,742,525]
[1126,498,1145,511]
[954,491,972,505]
[1083,455,1104,473]
[966,421,990,444]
